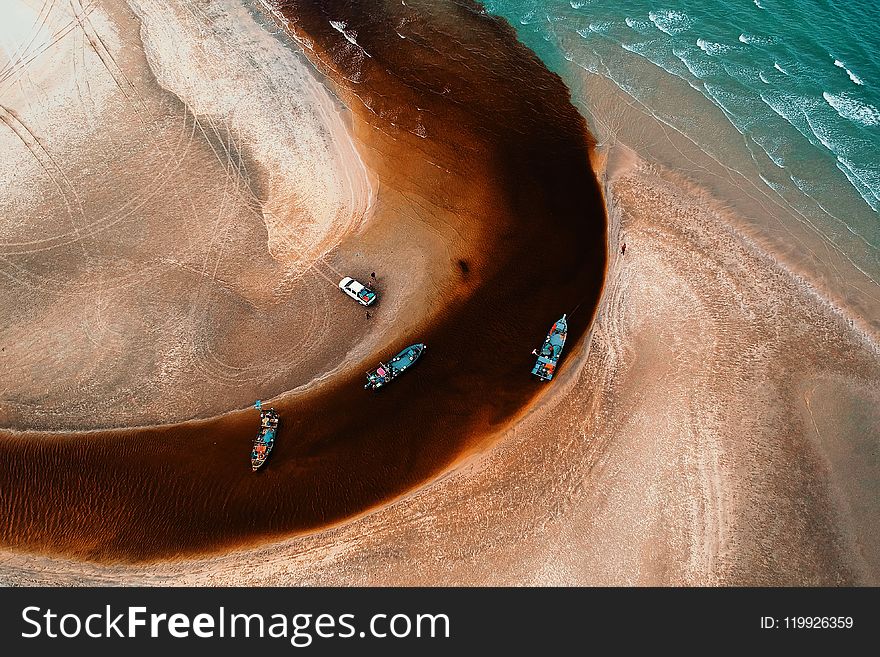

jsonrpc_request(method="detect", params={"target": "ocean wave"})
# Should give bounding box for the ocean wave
[836,156,880,211]
[569,0,589,8]
[802,108,848,154]
[329,20,372,57]
[790,174,817,194]
[672,46,714,78]
[823,92,880,127]
[621,41,696,87]
[624,17,653,34]
[697,38,733,56]
[738,33,774,45]
[754,0,765,8]
[703,82,751,136]
[759,174,786,194]
[752,133,786,167]
[759,71,771,84]
[832,59,864,86]
[759,92,820,151]
[773,62,789,75]
[648,9,693,36]
[577,22,611,37]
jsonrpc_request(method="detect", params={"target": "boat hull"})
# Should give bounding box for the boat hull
[251,408,279,471]
[365,343,426,389]
[532,315,567,381]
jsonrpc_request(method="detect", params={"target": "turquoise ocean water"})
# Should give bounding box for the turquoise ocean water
[484,0,879,318]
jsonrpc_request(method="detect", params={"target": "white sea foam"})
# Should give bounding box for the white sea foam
[759,71,771,84]
[836,157,880,211]
[519,10,536,25]
[625,17,653,34]
[833,58,864,85]
[823,92,880,127]
[847,70,865,86]
[569,0,588,8]
[759,174,785,193]
[703,82,752,136]
[754,0,765,9]
[802,109,844,153]
[790,174,817,194]
[588,21,612,33]
[621,41,696,88]
[697,38,732,56]
[673,46,713,78]
[739,33,774,45]
[648,9,693,36]
[773,62,788,75]
[753,134,786,167]
[759,92,820,151]
[329,20,372,57]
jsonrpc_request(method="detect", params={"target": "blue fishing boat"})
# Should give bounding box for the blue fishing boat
[531,314,567,381]
[365,343,426,389]
[251,408,279,471]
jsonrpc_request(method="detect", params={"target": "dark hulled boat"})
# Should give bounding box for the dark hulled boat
[365,343,426,390]
[251,408,279,471]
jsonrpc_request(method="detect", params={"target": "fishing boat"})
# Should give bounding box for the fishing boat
[531,314,567,381]
[365,343,426,389]
[251,408,279,471]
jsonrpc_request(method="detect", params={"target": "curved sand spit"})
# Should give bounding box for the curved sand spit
[0,0,606,562]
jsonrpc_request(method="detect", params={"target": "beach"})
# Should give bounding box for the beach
[1,0,878,584]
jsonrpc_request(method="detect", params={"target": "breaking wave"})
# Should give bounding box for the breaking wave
[823,92,880,127]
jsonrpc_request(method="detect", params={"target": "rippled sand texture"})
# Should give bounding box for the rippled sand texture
[0,0,373,430]
[0,0,605,561]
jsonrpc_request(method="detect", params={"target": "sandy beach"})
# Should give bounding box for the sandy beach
[1,0,878,584]
[3,140,877,583]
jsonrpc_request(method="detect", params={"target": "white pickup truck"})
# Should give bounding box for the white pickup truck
[339,277,377,306]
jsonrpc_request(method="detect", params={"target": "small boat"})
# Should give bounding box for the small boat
[251,408,279,471]
[365,343,426,389]
[339,276,377,306]
[531,314,567,381]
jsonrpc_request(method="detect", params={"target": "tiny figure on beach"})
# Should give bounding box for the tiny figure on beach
[621,243,626,255]
[366,311,372,319]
